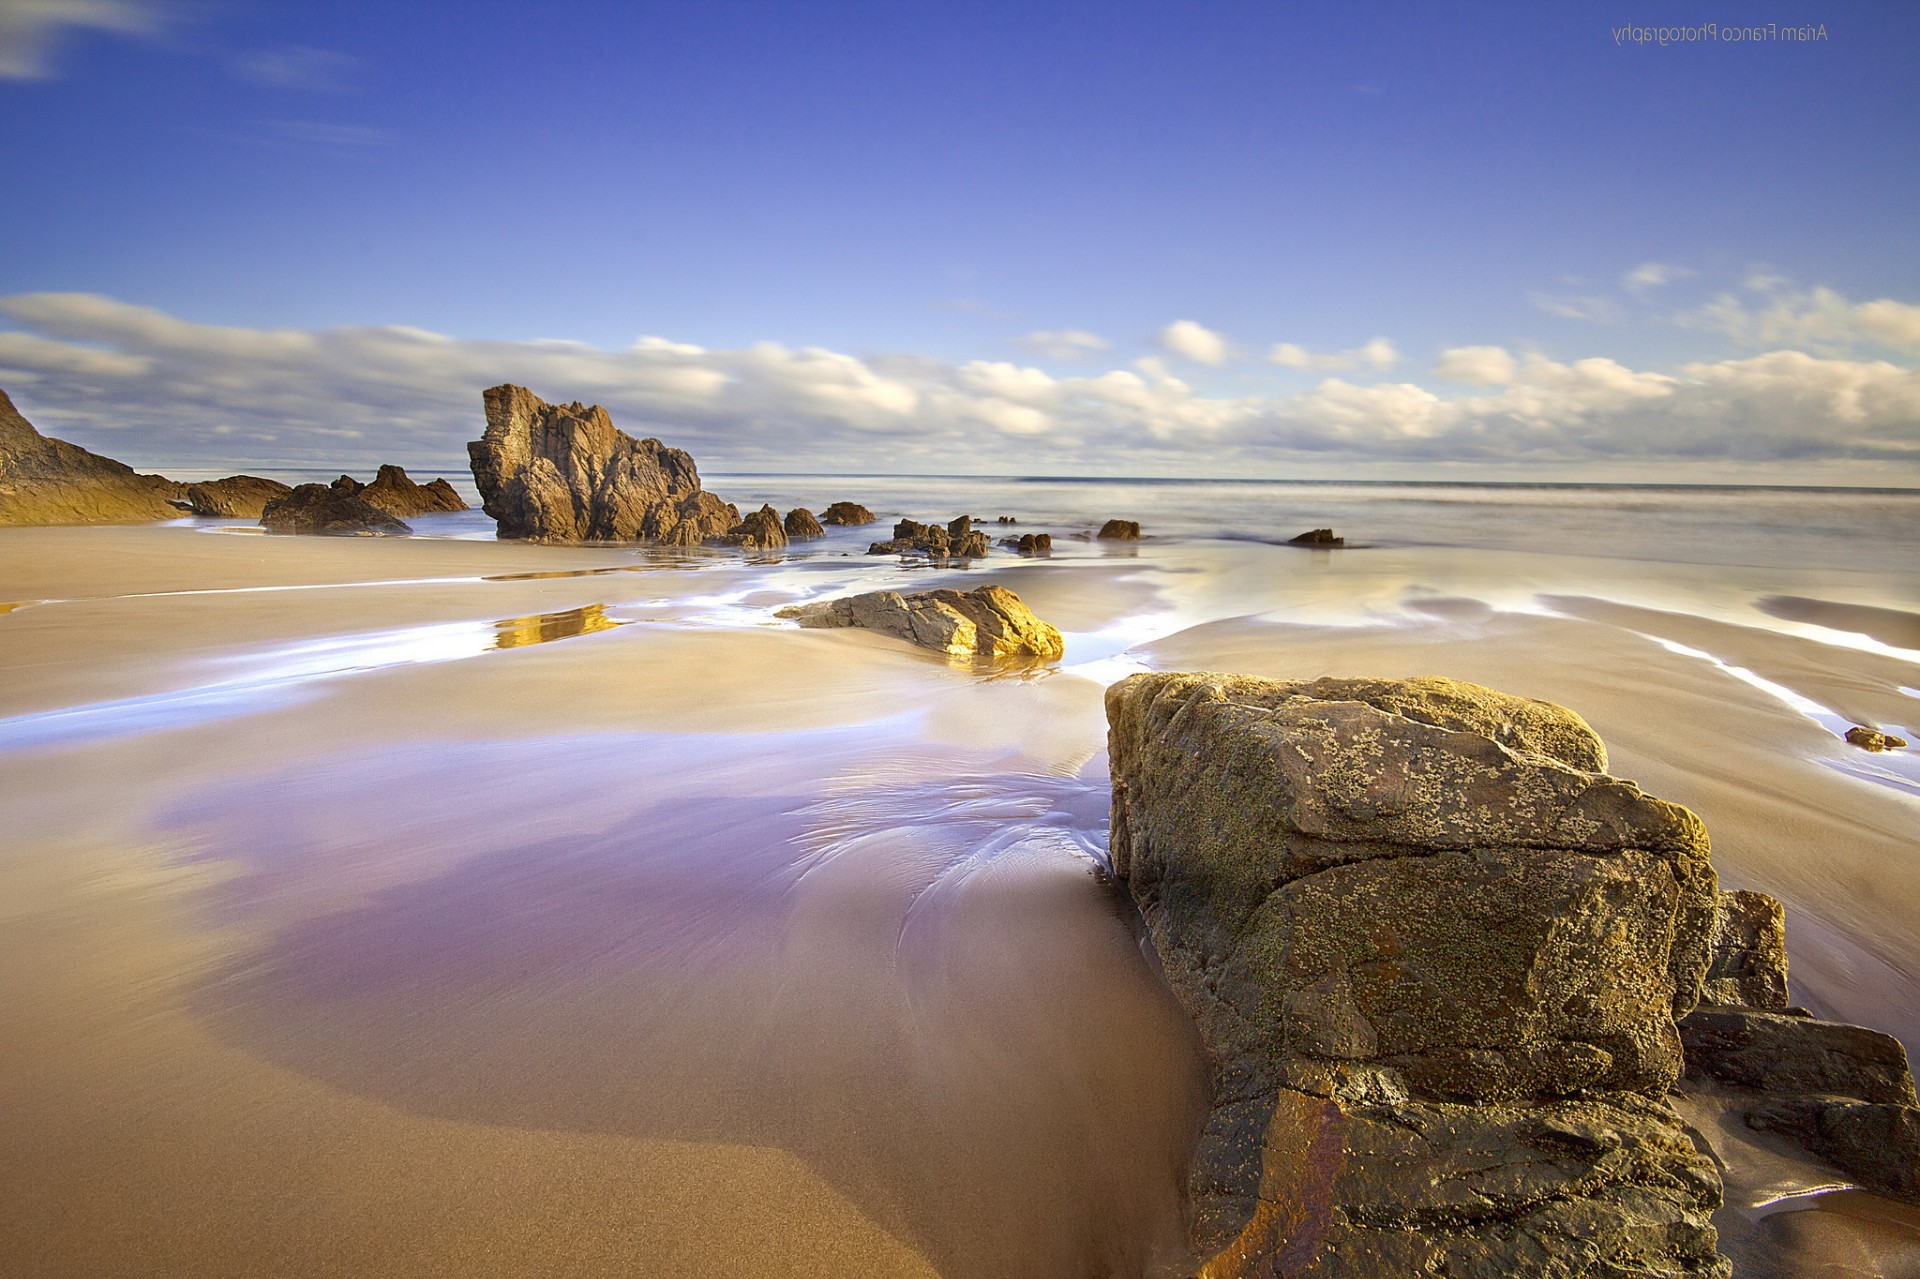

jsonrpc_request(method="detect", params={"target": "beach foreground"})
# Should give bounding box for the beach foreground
[3,492,1918,1276]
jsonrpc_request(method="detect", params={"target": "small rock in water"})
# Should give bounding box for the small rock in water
[996,515,1017,524]
[820,501,876,526]
[725,503,788,550]
[783,507,825,540]
[1287,527,1344,546]
[1845,725,1908,751]
[999,532,1051,556]
[1096,518,1140,540]
[867,516,989,558]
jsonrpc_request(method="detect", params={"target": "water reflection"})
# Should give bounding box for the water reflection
[492,603,626,648]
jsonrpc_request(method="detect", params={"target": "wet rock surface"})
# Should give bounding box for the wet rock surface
[185,475,293,518]
[260,476,412,535]
[725,503,788,551]
[0,386,186,525]
[1097,518,1140,540]
[467,384,738,543]
[778,584,1062,660]
[1107,671,1731,1276]
[867,517,991,559]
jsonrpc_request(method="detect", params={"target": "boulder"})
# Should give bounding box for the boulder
[359,464,467,517]
[784,507,825,540]
[1000,532,1052,556]
[777,585,1063,661]
[1106,671,1728,1275]
[1097,518,1140,540]
[1698,889,1790,1010]
[1288,528,1344,547]
[466,384,738,543]
[726,503,788,551]
[185,475,293,518]
[821,501,876,526]
[260,477,411,535]
[0,386,186,525]
[1844,725,1908,751]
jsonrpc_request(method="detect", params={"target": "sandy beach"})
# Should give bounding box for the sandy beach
[3,495,1918,1277]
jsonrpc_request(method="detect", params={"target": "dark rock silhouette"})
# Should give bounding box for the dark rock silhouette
[1287,528,1344,547]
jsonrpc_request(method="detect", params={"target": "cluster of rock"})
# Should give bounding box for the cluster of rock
[867,516,991,559]
[0,387,186,525]
[777,585,1063,660]
[1097,518,1140,540]
[259,467,467,536]
[1001,532,1052,556]
[1681,890,1920,1203]
[1107,672,1733,1277]
[467,384,739,543]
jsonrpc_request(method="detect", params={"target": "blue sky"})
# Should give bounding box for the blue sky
[1,0,1917,480]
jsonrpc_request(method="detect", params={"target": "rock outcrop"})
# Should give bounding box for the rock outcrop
[1001,532,1052,556]
[1680,888,1920,1204]
[777,585,1063,661]
[867,517,990,559]
[784,507,825,540]
[466,384,738,543]
[359,464,467,517]
[260,476,411,535]
[725,503,788,551]
[185,475,293,518]
[821,501,876,526]
[0,387,186,525]
[1097,518,1140,540]
[1106,672,1730,1277]
[1288,527,1344,547]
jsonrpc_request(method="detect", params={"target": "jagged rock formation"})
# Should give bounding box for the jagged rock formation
[1288,527,1344,547]
[185,475,293,518]
[359,464,467,517]
[821,501,876,526]
[1681,889,1920,1203]
[1001,532,1052,556]
[1106,672,1730,1277]
[777,585,1063,660]
[726,503,788,551]
[867,516,990,558]
[784,507,825,540]
[467,384,737,543]
[1097,518,1140,540]
[0,387,186,525]
[261,476,411,535]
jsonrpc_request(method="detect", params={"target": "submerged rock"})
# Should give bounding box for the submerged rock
[783,507,825,540]
[777,584,1063,660]
[466,384,738,543]
[260,477,411,535]
[0,386,186,525]
[359,464,467,517]
[725,503,788,551]
[820,501,876,526]
[1844,725,1908,751]
[185,475,293,518]
[1106,671,1729,1275]
[1287,527,1344,547]
[1096,518,1140,540]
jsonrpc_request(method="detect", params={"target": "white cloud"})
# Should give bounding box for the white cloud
[1622,262,1693,297]
[1269,337,1399,372]
[1680,281,1920,356]
[1529,292,1622,324]
[1157,319,1228,367]
[1013,329,1110,361]
[231,44,362,92]
[0,292,1915,475]
[1432,345,1518,387]
[0,0,159,79]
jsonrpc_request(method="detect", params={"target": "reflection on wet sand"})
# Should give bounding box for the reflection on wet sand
[166,730,1209,1279]
[0,600,37,615]
[492,603,626,648]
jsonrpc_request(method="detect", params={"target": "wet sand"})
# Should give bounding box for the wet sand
[3,520,1918,1276]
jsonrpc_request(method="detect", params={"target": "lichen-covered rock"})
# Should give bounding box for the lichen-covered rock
[1698,889,1790,1010]
[1106,671,1728,1275]
[0,386,186,525]
[1097,518,1140,540]
[783,507,825,540]
[261,477,412,535]
[777,584,1062,660]
[725,503,788,550]
[359,464,467,517]
[821,501,876,526]
[467,384,737,543]
[185,475,293,518]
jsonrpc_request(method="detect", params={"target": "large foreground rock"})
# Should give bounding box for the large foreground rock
[778,585,1063,660]
[467,384,737,543]
[0,387,185,525]
[261,477,411,535]
[185,475,293,518]
[1107,671,1728,1276]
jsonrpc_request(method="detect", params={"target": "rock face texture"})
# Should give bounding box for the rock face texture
[359,464,467,517]
[1106,671,1730,1277]
[0,387,186,525]
[784,507,825,540]
[726,503,788,550]
[778,585,1063,660]
[866,517,990,558]
[467,384,737,543]
[1097,518,1140,540]
[260,476,411,535]
[821,501,876,526]
[1680,888,1920,1204]
[185,475,293,518]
